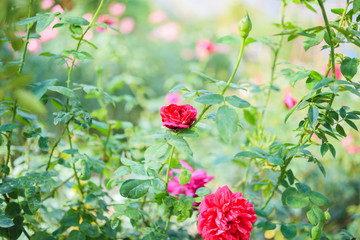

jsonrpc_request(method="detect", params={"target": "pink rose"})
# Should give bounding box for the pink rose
[165,93,182,105]
[96,14,117,32]
[347,145,360,154]
[149,11,167,24]
[196,39,216,60]
[342,135,354,147]
[160,104,197,129]
[108,2,126,16]
[283,93,298,109]
[168,160,213,197]
[198,186,257,240]
[51,4,64,14]
[119,17,135,34]
[27,39,41,54]
[151,22,180,42]
[41,0,54,9]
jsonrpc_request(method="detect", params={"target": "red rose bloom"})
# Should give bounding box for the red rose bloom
[160,104,197,129]
[198,186,257,240]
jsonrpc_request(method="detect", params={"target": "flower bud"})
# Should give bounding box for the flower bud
[238,13,252,38]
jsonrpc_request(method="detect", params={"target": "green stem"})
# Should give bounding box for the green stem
[5,102,17,173]
[66,0,105,88]
[192,37,247,127]
[261,0,286,120]
[42,174,75,201]
[338,1,350,28]
[164,211,172,233]
[240,158,253,193]
[220,37,246,95]
[46,123,68,171]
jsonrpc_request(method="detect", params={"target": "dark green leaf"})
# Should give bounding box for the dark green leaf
[266,156,284,166]
[68,230,86,240]
[0,215,14,228]
[0,123,20,132]
[309,191,330,206]
[120,179,151,199]
[48,86,79,99]
[341,58,359,80]
[336,124,346,137]
[308,105,319,127]
[281,224,297,239]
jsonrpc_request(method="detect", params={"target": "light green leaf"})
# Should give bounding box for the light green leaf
[179,168,192,185]
[195,94,224,105]
[216,105,238,142]
[216,35,243,45]
[309,191,331,206]
[166,134,193,156]
[341,58,359,80]
[225,95,250,108]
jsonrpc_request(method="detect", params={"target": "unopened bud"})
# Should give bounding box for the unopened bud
[238,13,252,38]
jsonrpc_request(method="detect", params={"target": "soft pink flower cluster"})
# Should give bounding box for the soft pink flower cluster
[148,11,180,42]
[168,160,213,197]
[283,92,298,109]
[342,135,360,154]
[196,39,216,60]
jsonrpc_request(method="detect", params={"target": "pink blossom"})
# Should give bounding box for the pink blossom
[196,39,216,60]
[27,39,41,54]
[347,145,360,154]
[40,22,58,42]
[109,2,126,16]
[322,64,342,79]
[168,160,213,197]
[83,30,94,41]
[41,0,54,9]
[283,92,298,109]
[119,17,135,34]
[165,93,182,105]
[83,13,93,22]
[151,22,180,42]
[96,14,117,32]
[51,4,64,14]
[342,135,354,147]
[149,11,168,24]
[198,186,257,240]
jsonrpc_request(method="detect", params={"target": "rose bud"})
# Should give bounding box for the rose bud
[238,13,252,38]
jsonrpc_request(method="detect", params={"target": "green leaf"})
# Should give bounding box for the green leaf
[79,222,101,237]
[309,191,330,206]
[295,182,311,194]
[166,134,193,156]
[195,94,224,105]
[68,230,86,240]
[0,184,14,194]
[192,71,218,83]
[282,187,297,205]
[36,13,55,33]
[320,143,328,157]
[14,90,47,114]
[5,202,21,218]
[60,15,89,25]
[311,224,322,240]
[0,215,14,228]
[144,143,170,161]
[266,156,284,166]
[341,58,359,80]
[18,16,39,25]
[38,136,49,151]
[0,123,20,132]
[25,186,41,213]
[216,105,238,142]
[304,32,323,51]
[48,86,79,99]
[345,119,358,131]
[169,85,188,94]
[195,187,210,197]
[336,124,346,137]
[286,191,310,208]
[32,79,58,98]
[353,0,360,13]
[120,179,151,199]
[307,205,325,225]
[79,160,91,180]
[281,224,297,239]
[289,70,310,86]
[216,35,243,45]
[328,143,336,157]
[225,95,250,108]
[179,168,192,184]
[308,105,319,128]
[234,151,264,159]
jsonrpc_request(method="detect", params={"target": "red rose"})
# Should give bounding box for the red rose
[198,186,257,240]
[160,104,197,129]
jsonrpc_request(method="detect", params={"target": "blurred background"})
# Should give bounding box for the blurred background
[1,0,360,239]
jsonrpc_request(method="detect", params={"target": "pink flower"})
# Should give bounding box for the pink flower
[96,14,117,32]
[283,93,298,109]
[40,22,58,42]
[160,104,197,129]
[347,145,360,154]
[27,39,41,54]
[196,39,216,60]
[51,4,64,14]
[342,135,354,147]
[83,13,93,22]
[41,0,54,9]
[198,186,257,240]
[168,160,213,198]
[149,11,168,24]
[322,64,342,79]
[109,2,126,16]
[165,93,182,105]
[151,22,180,42]
[119,17,135,34]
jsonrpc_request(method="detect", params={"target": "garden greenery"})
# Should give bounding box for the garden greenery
[0,0,360,239]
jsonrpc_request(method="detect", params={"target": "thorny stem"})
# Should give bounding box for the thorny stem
[261,0,286,121]
[192,37,247,127]
[165,146,176,187]
[262,0,338,209]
